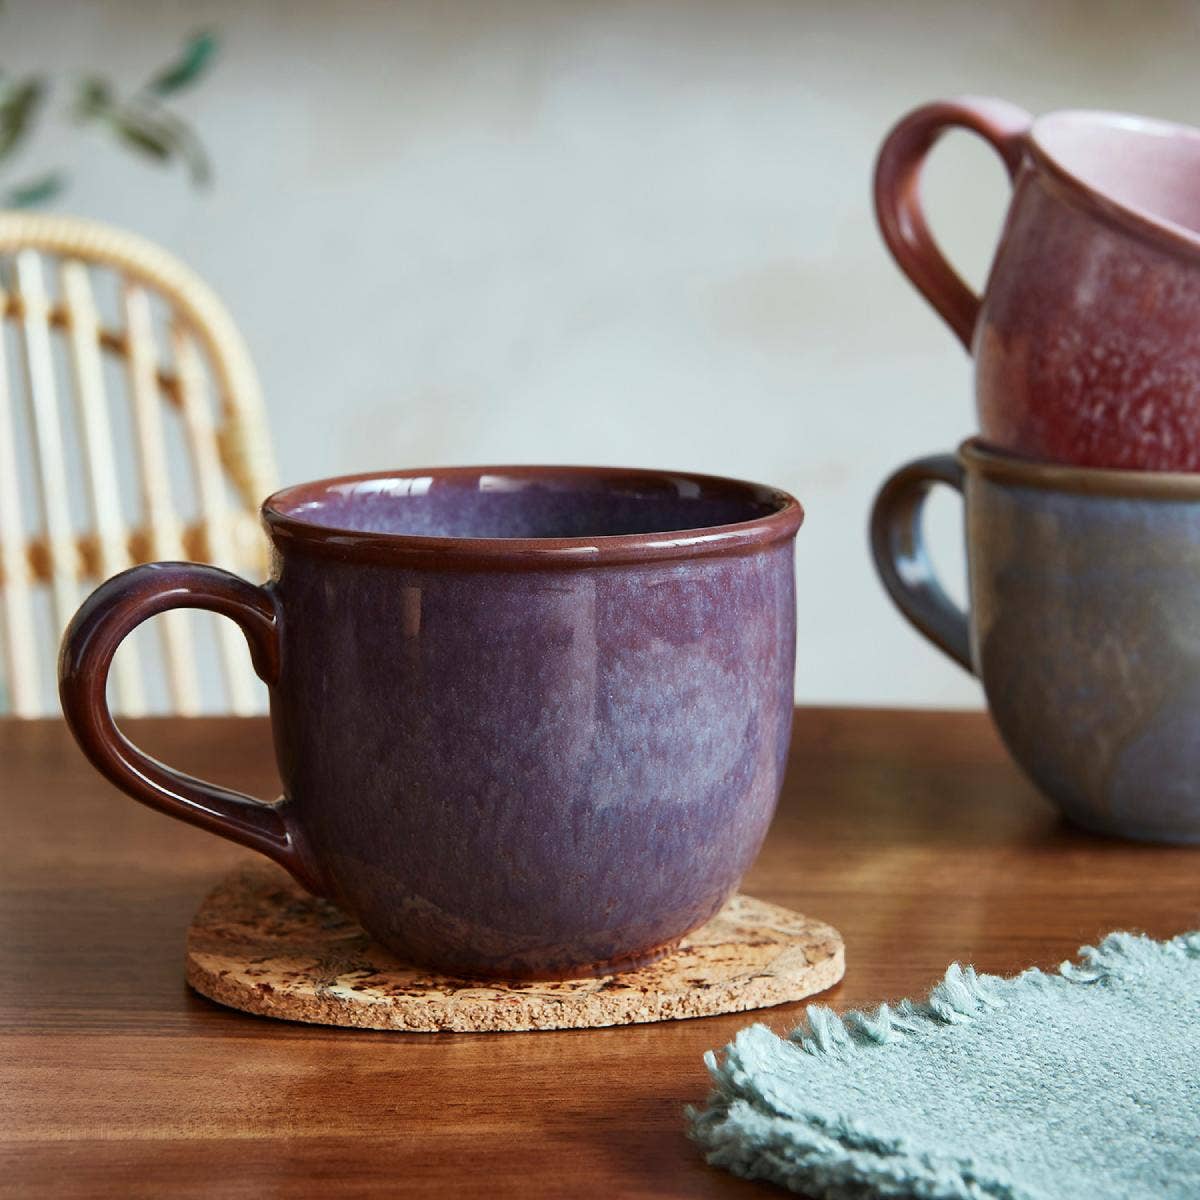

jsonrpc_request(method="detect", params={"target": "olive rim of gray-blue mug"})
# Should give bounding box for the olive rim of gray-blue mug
[1026,108,1200,262]
[261,464,804,570]
[963,438,1200,498]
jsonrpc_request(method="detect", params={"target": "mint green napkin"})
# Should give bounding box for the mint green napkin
[690,931,1200,1199]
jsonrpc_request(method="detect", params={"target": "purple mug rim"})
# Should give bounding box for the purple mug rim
[262,464,804,569]
[1027,109,1200,259]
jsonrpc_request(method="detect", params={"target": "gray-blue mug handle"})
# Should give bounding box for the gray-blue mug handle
[869,453,972,673]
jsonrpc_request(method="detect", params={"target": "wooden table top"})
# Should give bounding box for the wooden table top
[3,709,1198,1198]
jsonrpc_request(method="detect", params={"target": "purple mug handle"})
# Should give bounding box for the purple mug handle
[869,454,972,673]
[874,96,1033,350]
[58,561,324,894]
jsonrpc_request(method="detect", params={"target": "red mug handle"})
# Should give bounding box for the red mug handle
[874,96,1033,350]
[58,562,324,894]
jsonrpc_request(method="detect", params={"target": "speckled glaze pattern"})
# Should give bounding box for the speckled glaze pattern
[872,440,1200,844]
[59,466,802,979]
[977,170,1200,470]
[876,98,1200,471]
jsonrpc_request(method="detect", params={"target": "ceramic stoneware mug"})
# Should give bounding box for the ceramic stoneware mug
[875,97,1200,471]
[60,466,802,979]
[871,439,1200,843]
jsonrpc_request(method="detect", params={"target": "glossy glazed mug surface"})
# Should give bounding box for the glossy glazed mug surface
[872,439,1200,843]
[876,97,1200,471]
[59,466,803,979]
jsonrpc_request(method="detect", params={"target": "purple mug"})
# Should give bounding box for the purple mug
[875,96,1200,471]
[59,466,802,979]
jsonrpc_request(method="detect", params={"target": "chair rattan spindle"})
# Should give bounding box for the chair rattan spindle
[0,213,277,716]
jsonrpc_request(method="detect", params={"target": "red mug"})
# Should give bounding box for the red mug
[875,96,1200,471]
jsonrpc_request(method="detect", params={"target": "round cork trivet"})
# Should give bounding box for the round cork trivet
[185,862,845,1033]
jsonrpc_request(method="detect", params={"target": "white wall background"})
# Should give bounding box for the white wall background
[9,0,1200,707]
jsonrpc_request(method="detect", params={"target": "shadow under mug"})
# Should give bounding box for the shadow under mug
[872,438,1200,844]
[59,465,803,979]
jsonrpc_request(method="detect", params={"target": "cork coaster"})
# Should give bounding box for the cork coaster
[185,862,845,1033]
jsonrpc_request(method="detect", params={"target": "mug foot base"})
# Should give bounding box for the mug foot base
[1062,810,1200,846]
[414,939,685,983]
[533,938,682,983]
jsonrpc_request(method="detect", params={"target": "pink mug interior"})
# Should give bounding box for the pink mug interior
[1031,110,1200,248]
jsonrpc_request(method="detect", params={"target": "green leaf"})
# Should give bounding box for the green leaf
[103,106,211,187]
[144,107,211,186]
[4,170,65,208]
[112,112,173,160]
[0,77,46,160]
[74,76,114,122]
[172,127,211,186]
[145,30,218,95]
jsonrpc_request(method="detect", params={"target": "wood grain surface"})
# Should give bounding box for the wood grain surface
[3,710,1198,1198]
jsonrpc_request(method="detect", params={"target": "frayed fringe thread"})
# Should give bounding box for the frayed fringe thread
[771,928,1200,1063]
[693,930,1200,1097]
[685,963,1012,1167]
[1060,929,1200,983]
[687,930,1200,1200]
[778,961,1003,1063]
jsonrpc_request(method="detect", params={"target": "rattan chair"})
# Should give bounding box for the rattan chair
[0,213,276,717]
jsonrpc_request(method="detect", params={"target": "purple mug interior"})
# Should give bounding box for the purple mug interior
[268,467,790,545]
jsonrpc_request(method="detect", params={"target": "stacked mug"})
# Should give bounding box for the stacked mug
[871,96,1200,844]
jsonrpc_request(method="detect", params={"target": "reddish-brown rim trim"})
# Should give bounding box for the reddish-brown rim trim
[962,438,1200,498]
[262,465,804,569]
[1027,109,1200,261]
